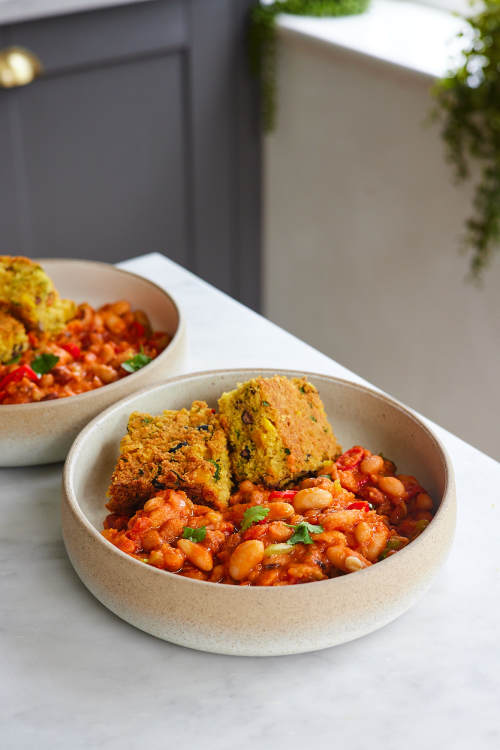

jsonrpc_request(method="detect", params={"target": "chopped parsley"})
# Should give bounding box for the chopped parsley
[6,354,21,365]
[141,417,153,424]
[182,526,207,543]
[310,416,317,423]
[31,353,59,375]
[262,400,270,406]
[208,459,221,481]
[299,385,306,393]
[121,352,152,373]
[240,505,270,531]
[287,521,324,545]
[284,448,291,455]
[197,424,210,431]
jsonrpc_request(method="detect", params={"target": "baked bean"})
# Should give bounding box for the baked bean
[103,312,126,335]
[209,564,225,583]
[378,476,406,498]
[91,363,118,384]
[266,501,295,520]
[360,454,384,474]
[287,564,325,581]
[99,343,115,364]
[159,518,185,543]
[313,529,347,545]
[293,488,333,513]
[142,529,162,552]
[177,539,213,572]
[161,543,185,571]
[327,545,371,572]
[229,540,264,581]
[249,489,267,504]
[109,300,131,316]
[390,501,408,524]
[144,496,164,512]
[415,493,433,511]
[268,522,293,542]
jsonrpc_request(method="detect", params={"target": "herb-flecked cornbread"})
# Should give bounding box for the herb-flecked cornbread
[0,255,75,333]
[107,401,231,513]
[218,375,341,486]
[0,310,28,364]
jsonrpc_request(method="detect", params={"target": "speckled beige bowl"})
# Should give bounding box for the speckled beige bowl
[0,259,186,466]
[62,369,456,656]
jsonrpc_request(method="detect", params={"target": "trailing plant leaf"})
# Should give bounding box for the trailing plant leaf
[248,0,371,132]
[434,0,500,275]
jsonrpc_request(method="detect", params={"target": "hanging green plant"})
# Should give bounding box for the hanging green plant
[248,0,371,133]
[434,0,500,276]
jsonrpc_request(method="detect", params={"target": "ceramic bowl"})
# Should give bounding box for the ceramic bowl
[62,369,456,656]
[0,259,187,466]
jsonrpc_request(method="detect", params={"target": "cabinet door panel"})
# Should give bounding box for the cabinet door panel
[6,0,186,74]
[14,52,187,264]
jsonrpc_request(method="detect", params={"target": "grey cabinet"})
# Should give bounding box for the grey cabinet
[0,0,261,309]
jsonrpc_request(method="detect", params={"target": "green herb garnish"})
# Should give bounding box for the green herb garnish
[31,353,59,375]
[310,416,317,422]
[182,526,207,543]
[284,448,291,455]
[379,537,407,560]
[6,354,21,365]
[287,521,324,545]
[262,400,270,406]
[240,505,270,531]
[208,459,221,481]
[121,352,152,373]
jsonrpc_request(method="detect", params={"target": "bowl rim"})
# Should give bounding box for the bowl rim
[0,258,185,412]
[63,368,454,593]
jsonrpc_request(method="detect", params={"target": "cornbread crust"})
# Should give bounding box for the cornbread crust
[0,310,28,364]
[218,375,341,486]
[0,255,76,333]
[107,401,231,513]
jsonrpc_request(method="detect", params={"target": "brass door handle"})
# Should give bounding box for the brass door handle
[0,46,43,88]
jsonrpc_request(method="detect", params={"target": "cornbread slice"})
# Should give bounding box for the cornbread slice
[107,400,231,513]
[0,310,28,364]
[0,255,76,333]
[218,375,341,487]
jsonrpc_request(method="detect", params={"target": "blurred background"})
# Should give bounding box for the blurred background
[0,0,499,458]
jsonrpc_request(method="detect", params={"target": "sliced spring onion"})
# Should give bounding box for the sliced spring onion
[264,543,294,557]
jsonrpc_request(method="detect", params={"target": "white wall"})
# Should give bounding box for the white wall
[263,30,500,460]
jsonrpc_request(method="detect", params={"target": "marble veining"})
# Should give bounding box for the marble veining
[1,253,498,749]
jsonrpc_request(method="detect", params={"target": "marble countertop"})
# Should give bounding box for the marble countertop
[0,0,150,26]
[2,253,499,749]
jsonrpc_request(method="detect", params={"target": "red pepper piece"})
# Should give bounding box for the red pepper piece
[268,490,298,500]
[0,390,6,402]
[61,343,81,359]
[0,364,39,391]
[336,446,365,470]
[338,469,370,494]
[347,501,372,512]
[130,321,145,338]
